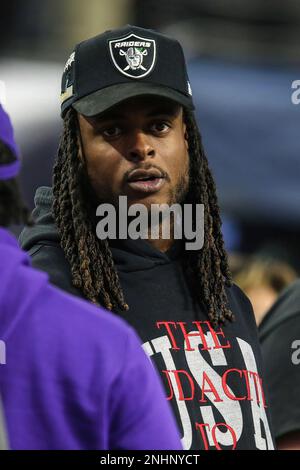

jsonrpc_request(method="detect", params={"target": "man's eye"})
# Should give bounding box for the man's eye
[151,122,170,133]
[102,126,122,137]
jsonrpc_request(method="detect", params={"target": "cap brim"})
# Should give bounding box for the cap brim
[72,82,194,117]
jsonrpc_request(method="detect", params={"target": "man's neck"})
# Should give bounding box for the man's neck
[145,218,175,252]
[145,236,174,253]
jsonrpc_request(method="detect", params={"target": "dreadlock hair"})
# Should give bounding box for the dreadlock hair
[52,107,234,326]
[182,110,234,325]
[0,141,33,227]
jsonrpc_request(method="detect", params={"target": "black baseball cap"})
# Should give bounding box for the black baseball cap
[60,24,195,118]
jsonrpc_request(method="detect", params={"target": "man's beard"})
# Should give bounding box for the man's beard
[167,169,190,207]
[92,168,190,209]
[85,164,190,238]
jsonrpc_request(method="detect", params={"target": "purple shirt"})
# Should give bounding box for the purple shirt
[0,228,182,450]
[0,104,21,180]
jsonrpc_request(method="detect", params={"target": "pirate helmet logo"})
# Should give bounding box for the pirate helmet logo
[109,33,156,79]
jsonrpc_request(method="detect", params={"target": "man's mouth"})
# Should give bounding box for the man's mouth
[126,169,166,194]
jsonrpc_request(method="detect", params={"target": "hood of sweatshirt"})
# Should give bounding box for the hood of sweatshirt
[19,186,59,249]
[19,186,185,272]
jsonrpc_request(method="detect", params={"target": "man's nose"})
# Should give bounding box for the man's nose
[126,130,155,162]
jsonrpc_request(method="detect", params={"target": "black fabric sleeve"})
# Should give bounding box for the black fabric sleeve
[260,312,300,439]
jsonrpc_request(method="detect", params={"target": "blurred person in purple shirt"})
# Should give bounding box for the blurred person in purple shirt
[0,103,182,450]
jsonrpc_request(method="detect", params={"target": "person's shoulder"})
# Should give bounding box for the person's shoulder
[259,279,300,340]
[39,280,134,348]
[14,243,136,357]
[19,185,58,252]
[225,282,259,339]
[226,282,254,317]
[18,269,138,381]
[29,242,79,295]
[257,280,300,441]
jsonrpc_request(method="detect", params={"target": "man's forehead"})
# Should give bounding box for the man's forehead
[89,96,182,122]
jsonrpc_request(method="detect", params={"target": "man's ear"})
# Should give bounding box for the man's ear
[77,135,84,162]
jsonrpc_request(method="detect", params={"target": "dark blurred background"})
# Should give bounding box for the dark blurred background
[1,0,300,322]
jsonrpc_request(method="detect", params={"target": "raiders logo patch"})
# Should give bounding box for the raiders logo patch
[109,33,156,79]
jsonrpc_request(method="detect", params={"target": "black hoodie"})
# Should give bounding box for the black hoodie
[20,186,275,450]
[259,280,300,440]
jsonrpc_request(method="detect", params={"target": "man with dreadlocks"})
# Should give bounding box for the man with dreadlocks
[20,25,274,450]
[0,103,182,450]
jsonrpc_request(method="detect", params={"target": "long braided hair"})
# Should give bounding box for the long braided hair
[52,107,234,325]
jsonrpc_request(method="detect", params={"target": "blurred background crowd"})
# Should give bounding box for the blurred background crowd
[1,0,300,325]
